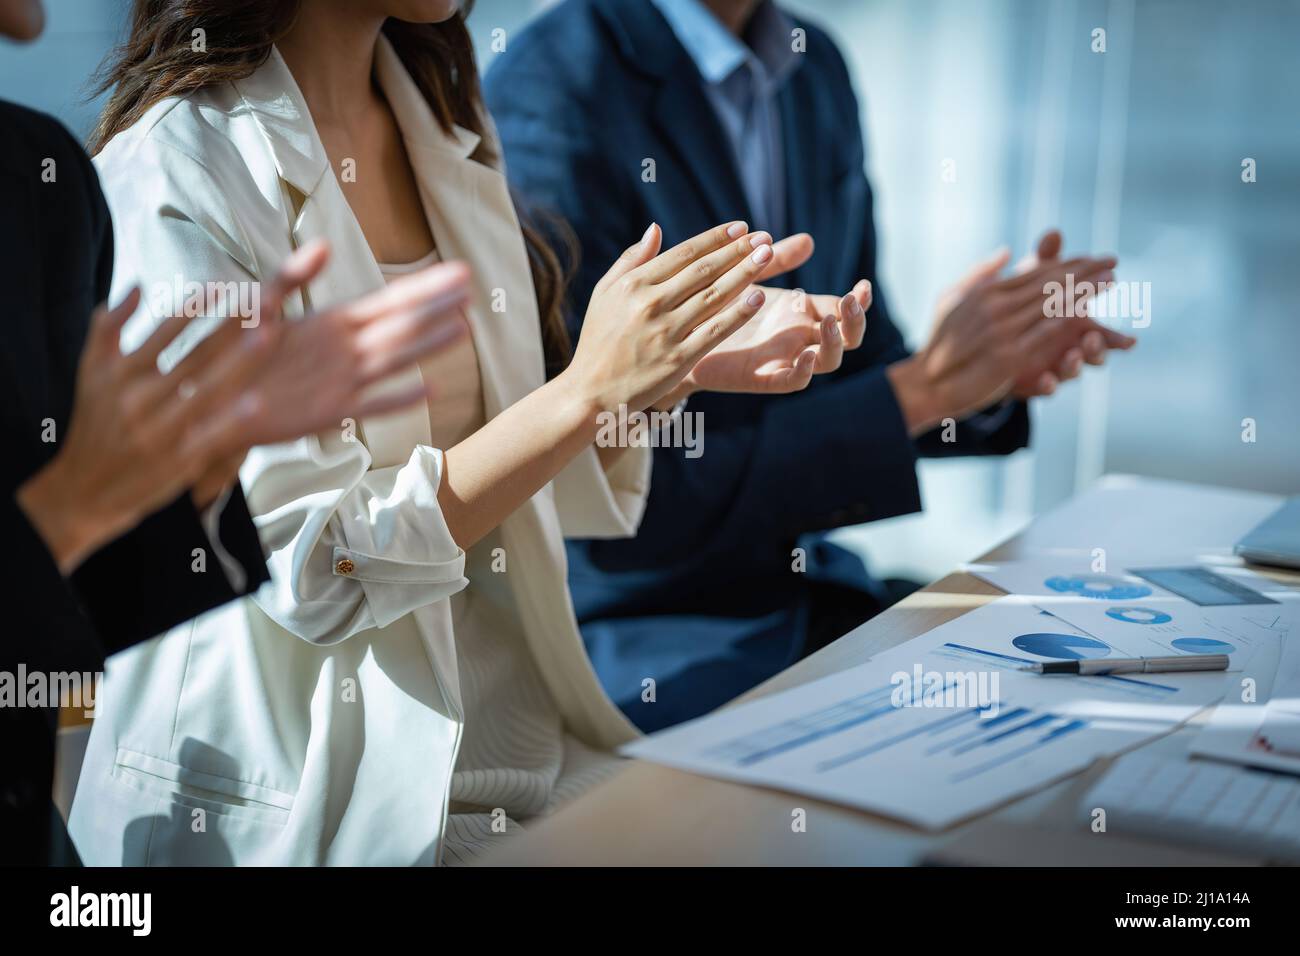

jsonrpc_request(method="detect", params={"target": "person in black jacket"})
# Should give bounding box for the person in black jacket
[0,0,473,864]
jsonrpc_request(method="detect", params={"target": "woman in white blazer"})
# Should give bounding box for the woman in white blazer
[69,0,871,865]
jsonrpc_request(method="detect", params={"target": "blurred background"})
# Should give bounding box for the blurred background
[6,0,1297,584]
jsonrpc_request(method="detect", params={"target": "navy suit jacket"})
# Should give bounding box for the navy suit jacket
[485,0,1029,730]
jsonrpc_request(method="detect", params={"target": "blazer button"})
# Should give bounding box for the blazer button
[335,558,356,576]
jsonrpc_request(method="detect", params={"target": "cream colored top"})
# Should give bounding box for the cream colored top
[70,38,647,868]
[379,256,624,865]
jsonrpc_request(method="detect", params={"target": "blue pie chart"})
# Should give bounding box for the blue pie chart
[1106,606,1173,625]
[1044,575,1153,601]
[1171,637,1235,654]
[1012,632,1112,660]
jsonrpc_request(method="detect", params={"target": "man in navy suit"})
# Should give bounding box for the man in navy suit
[485,0,1134,731]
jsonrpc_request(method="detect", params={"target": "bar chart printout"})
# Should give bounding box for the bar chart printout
[624,601,1233,828]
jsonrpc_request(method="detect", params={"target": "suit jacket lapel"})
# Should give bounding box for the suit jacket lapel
[599,0,752,226]
[651,73,752,228]
[777,83,818,291]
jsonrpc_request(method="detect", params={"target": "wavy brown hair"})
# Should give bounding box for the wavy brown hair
[90,0,574,370]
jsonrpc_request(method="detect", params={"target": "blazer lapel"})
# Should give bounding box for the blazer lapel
[233,46,432,468]
[598,0,751,226]
[373,38,546,421]
[651,74,752,227]
[777,83,818,291]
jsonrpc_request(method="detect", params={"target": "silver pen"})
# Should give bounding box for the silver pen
[1019,653,1230,676]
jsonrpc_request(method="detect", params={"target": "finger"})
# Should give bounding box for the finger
[759,347,818,394]
[1012,231,1060,275]
[177,390,265,467]
[130,277,241,376]
[1081,330,1107,365]
[1016,229,1062,274]
[680,286,766,358]
[634,221,748,285]
[153,317,261,401]
[1001,259,1117,321]
[1016,317,1098,378]
[952,247,1011,300]
[340,260,472,327]
[125,313,201,373]
[839,288,868,349]
[355,311,468,384]
[1000,253,1118,297]
[593,223,662,296]
[154,322,278,438]
[1056,347,1085,381]
[673,236,775,334]
[352,379,440,420]
[813,314,844,373]
[1035,371,1059,396]
[258,239,332,325]
[853,279,873,312]
[85,286,142,360]
[660,230,771,310]
[1097,323,1137,349]
[753,232,814,283]
[1075,317,1136,351]
[1037,229,1063,260]
[346,263,473,381]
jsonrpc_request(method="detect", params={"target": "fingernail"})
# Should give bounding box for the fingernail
[749,232,772,248]
[641,222,656,245]
[746,289,765,307]
[751,245,773,265]
[727,222,747,238]
[826,317,841,340]
[841,293,859,315]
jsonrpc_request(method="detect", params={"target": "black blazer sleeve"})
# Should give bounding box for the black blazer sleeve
[70,491,268,657]
[2,100,269,664]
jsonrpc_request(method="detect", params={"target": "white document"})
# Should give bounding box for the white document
[1078,750,1300,862]
[968,557,1295,608]
[1191,622,1300,775]
[1034,598,1290,672]
[624,599,1237,829]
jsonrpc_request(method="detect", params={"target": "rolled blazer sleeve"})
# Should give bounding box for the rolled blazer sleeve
[97,133,466,647]
[552,443,651,539]
[246,439,465,642]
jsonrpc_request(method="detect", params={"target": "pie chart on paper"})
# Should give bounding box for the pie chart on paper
[1044,574,1153,601]
[1171,637,1236,655]
[1105,607,1174,625]
[1012,632,1113,660]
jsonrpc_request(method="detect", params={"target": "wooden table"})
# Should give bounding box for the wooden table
[482,476,1300,865]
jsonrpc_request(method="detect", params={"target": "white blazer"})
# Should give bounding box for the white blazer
[69,39,648,866]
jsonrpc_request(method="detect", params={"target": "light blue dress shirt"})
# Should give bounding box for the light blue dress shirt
[650,0,801,237]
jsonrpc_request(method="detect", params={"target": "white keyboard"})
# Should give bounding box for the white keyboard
[1079,751,1300,862]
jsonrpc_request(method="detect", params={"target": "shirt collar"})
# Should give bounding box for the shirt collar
[650,0,800,88]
